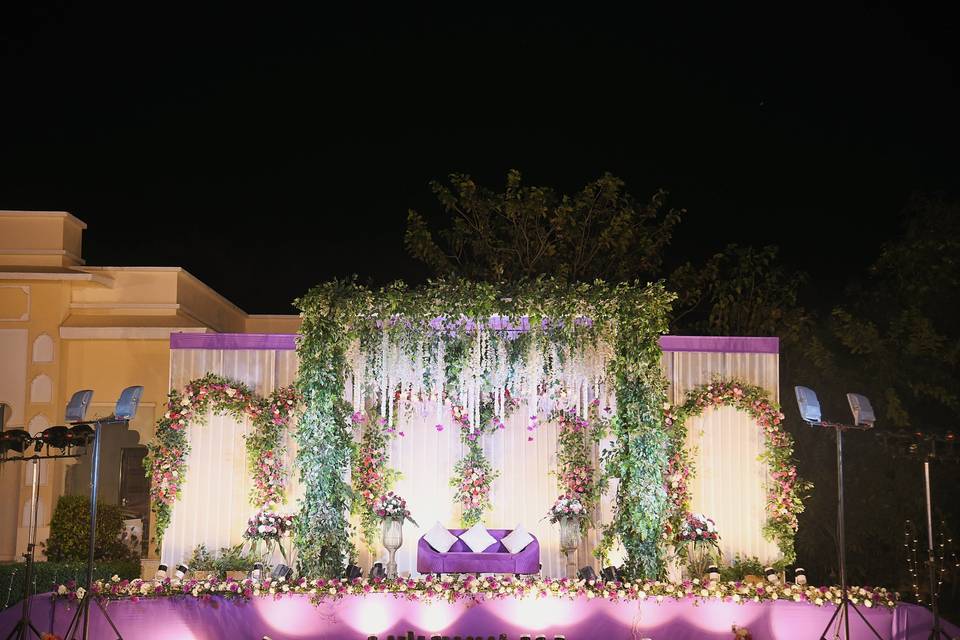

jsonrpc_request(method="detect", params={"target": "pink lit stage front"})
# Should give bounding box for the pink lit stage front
[2,594,956,640]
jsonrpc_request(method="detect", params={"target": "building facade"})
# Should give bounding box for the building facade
[0,211,299,561]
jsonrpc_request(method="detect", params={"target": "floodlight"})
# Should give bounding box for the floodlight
[0,429,33,454]
[64,390,94,423]
[707,564,720,582]
[846,393,875,427]
[794,386,822,424]
[577,566,597,581]
[39,426,70,450]
[114,385,143,421]
[66,423,94,446]
[368,562,385,580]
[271,564,292,580]
[345,563,362,580]
[601,566,620,582]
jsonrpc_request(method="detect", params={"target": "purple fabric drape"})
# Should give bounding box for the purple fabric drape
[2,594,956,640]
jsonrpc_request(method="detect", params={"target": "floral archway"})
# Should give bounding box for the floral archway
[663,379,811,563]
[295,278,674,578]
[145,373,299,542]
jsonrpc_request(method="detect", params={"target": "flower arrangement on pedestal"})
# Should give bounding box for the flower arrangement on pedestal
[243,510,295,564]
[548,495,588,578]
[677,512,719,579]
[373,492,418,579]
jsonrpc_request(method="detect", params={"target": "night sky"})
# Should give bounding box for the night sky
[2,4,957,313]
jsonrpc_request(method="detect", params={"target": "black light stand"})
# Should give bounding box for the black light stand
[63,385,141,640]
[3,459,45,640]
[795,387,884,640]
[816,421,884,640]
[62,418,124,640]
[1,390,94,640]
[875,431,956,640]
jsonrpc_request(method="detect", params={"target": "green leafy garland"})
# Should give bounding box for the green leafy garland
[663,379,812,564]
[294,281,358,577]
[145,373,299,544]
[295,278,674,577]
[596,283,674,579]
[350,408,401,551]
[550,402,608,533]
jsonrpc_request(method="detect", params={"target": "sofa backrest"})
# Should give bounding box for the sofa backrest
[443,529,513,553]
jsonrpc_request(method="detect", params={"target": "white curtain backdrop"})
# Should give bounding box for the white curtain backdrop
[162,348,298,567]
[665,349,782,566]
[163,344,781,573]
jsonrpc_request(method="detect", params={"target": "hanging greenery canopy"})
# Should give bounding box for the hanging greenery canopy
[294,278,674,578]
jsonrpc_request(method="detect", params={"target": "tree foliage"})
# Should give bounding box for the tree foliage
[405,170,682,282]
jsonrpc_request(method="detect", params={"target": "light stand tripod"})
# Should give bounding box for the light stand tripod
[815,422,884,640]
[62,418,124,640]
[794,387,885,640]
[63,384,141,640]
[4,459,45,640]
[0,390,94,640]
[921,458,950,640]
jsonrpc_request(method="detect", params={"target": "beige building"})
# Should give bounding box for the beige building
[0,211,300,561]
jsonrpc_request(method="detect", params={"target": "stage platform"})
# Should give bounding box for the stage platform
[1,593,956,640]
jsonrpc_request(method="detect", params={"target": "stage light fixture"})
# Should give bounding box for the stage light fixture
[114,385,143,421]
[175,564,189,580]
[250,562,264,580]
[39,426,70,450]
[577,566,597,581]
[272,564,292,580]
[794,386,822,424]
[67,423,94,446]
[794,567,807,586]
[707,564,720,582]
[846,393,875,427]
[345,563,362,580]
[369,562,385,580]
[601,566,619,582]
[764,566,779,585]
[154,564,168,581]
[0,429,33,454]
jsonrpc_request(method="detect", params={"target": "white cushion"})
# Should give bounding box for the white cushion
[459,523,497,553]
[423,521,458,553]
[501,524,534,554]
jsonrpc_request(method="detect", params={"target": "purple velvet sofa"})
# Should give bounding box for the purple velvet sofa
[416,528,540,575]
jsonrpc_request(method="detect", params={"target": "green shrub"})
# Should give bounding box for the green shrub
[186,543,257,575]
[43,495,138,562]
[719,554,766,581]
[0,560,140,610]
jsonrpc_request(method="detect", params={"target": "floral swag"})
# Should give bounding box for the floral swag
[663,379,812,563]
[146,373,300,543]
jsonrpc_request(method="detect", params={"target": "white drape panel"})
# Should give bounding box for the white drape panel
[351,406,588,579]
[665,349,782,565]
[162,348,299,566]
[684,406,780,564]
[164,343,782,571]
